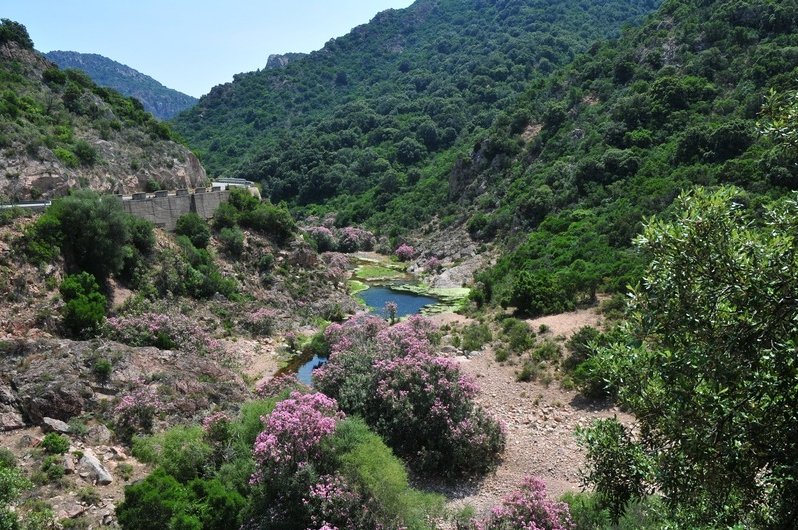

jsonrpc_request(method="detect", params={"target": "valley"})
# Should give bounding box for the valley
[1,0,797,528]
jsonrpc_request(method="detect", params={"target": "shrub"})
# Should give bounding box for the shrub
[218,226,244,257]
[41,433,70,455]
[239,202,296,245]
[243,307,278,337]
[0,448,15,469]
[60,272,107,337]
[72,140,97,166]
[175,213,210,249]
[132,426,212,483]
[502,318,534,353]
[461,323,492,352]
[114,387,164,442]
[0,465,30,528]
[461,476,573,530]
[315,315,505,477]
[92,358,112,385]
[40,455,65,482]
[394,243,415,261]
[306,226,336,252]
[565,326,601,368]
[26,190,131,282]
[337,227,375,252]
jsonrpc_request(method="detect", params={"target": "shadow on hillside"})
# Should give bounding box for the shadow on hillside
[568,394,617,413]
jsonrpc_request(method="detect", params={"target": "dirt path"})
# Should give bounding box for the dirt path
[438,306,632,516]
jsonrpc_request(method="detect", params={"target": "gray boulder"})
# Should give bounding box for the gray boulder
[78,449,113,485]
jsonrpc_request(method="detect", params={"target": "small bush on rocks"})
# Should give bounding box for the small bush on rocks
[41,433,70,455]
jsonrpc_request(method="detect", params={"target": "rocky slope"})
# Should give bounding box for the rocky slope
[45,51,198,120]
[0,33,206,201]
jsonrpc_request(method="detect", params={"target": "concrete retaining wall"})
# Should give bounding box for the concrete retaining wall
[120,188,231,231]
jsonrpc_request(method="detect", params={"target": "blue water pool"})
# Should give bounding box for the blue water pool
[357,286,439,318]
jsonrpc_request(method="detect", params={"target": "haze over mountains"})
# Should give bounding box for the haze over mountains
[45,50,197,120]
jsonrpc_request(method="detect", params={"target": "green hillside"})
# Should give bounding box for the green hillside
[467,0,798,314]
[173,0,661,206]
[45,50,198,120]
[0,20,205,200]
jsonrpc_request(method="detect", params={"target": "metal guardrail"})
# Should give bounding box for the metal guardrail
[0,200,52,210]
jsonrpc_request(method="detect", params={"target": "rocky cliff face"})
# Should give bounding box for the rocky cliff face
[265,52,307,69]
[45,51,198,120]
[0,42,207,201]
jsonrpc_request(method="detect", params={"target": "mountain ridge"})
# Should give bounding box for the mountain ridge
[45,50,197,120]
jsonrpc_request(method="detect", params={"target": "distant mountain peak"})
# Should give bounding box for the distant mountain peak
[45,50,197,120]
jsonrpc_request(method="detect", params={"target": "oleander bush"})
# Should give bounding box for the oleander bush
[315,315,505,477]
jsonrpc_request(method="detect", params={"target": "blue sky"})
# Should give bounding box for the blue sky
[4,1,415,98]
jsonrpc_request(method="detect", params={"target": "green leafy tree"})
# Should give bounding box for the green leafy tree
[582,188,798,528]
[29,190,130,282]
[0,19,33,49]
[60,272,107,337]
[175,213,211,249]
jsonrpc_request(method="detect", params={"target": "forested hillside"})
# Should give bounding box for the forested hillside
[466,0,798,314]
[173,0,661,205]
[45,51,198,120]
[0,20,206,200]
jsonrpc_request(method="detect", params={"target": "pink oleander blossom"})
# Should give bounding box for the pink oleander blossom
[251,392,344,482]
[113,387,164,441]
[105,311,225,359]
[471,476,574,530]
[314,314,505,477]
[338,227,375,253]
[245,307,279,336]
[394,243,415,261]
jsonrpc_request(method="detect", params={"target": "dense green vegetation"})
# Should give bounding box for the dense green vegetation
[45,51,198,120]
[173,0,660,213]
[118,396,442,529]
[470,0,798,314]
[0,20,186,201]
[579,188,798,528]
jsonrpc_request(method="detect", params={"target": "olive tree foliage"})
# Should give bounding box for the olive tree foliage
[580,187,798,529]
[760,87,798,152]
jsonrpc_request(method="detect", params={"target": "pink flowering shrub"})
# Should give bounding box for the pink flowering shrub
[338,227,375,253]
[394,243,416,261]
[114,387,164,442]
[307,226,337,252]
[255,373,302,398]
[462,476,574,530]
[321,252,351,283]
[303,474,375,530]
[105,312,223,358]
[245,307,279,336]
[252,392,344,481]
[314,315,505,477]
[248,392,354,526]
[424,256,442,272]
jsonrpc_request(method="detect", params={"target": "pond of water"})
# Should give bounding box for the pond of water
[293,285,439,385]
[357,285,439,318]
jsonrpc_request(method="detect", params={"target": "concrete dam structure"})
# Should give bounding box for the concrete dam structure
[119,187,230,231]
